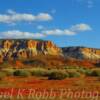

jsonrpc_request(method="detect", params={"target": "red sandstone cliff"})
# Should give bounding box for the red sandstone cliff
[0,39,62,62]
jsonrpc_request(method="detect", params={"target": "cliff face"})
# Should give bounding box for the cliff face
[0,39,62,62]
[0,39,100,64]
[62,47,100,61]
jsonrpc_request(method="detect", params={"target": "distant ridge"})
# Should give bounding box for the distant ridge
[62,46,100,61]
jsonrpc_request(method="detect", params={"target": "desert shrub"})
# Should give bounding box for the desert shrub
[31,68,49,77]
[84,69,93,76]
[64,66,77,69]
[0,72,7,80]
[90,70,100,77]
[68,71,81,78]
[77,68,87,74]
[48,70,69,80]
[13,70,31,77]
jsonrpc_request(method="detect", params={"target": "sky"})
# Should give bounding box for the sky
[0,0,100,48]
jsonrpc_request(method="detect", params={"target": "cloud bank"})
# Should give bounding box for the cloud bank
[0,23,92,38]
[43,23,92,36]
[0,30,45,38]
[0,10,53,23]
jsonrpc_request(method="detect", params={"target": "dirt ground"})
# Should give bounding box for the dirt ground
[0,76,100,100]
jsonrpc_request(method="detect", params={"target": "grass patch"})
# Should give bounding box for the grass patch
[0,71,7,80]
[30,68,49,77]
[68,71,81,78]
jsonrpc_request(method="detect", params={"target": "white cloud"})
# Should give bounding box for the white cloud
[43,29,76,36]
[64,30,76,35]
[0,30,45,38]
[43,29,64,35]
[36,13,52,21]
[0,10,53,23]
[43,23,92,36]
[0,23,92,38]
[71,23,92,31]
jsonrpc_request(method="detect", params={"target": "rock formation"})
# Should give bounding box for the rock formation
[0,39,100,63]
[62,46,100,61]
[0,39,62,62]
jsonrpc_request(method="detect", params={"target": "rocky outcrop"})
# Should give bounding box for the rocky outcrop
[62,46,100,61]
[0,39,100,64]
[0,39,62,62]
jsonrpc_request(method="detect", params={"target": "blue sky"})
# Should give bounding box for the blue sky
[0,0,100,48]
